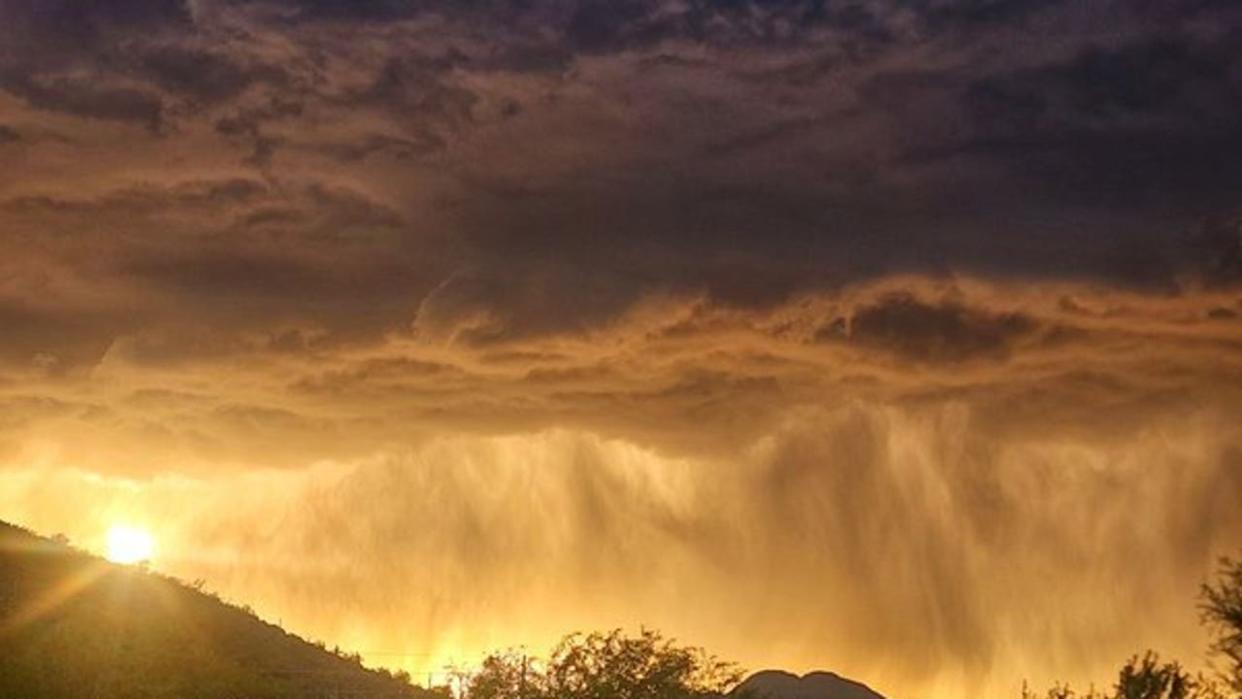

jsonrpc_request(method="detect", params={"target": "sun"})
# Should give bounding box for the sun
[105,525,155,565]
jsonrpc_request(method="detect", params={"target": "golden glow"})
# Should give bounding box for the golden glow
[105,525,155,565]
[0,278,1238,699]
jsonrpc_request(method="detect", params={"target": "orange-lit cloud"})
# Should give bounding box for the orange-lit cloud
[2,276,1241,697]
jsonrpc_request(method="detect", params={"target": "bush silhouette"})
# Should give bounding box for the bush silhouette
[462,629,744,699]
[1026,556,1242,699]
[1202,557,1242,694]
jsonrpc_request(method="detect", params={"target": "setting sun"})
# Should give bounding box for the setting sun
[105,526,155,565]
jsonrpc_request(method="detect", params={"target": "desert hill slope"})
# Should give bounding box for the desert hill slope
[0,521,438,699]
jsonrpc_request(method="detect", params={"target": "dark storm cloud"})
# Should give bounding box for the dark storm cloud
[0,73,164,129]
[353,57,478,126]
[1195,217,1242,286]
[0,0,1238,354]
[122,249,333,299]
[825,293,1037,363]
[138,45,289,103]
[2,177,269,216]
[958,31,1242,206]
[0,301,122,371]
[0,0,190,52]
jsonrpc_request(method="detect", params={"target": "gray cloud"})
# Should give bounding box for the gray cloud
[0,73,164,129]
[138,44,290,103]
[1,1,1236,305]
[823,293,1037,363]
[957,31,1242,206]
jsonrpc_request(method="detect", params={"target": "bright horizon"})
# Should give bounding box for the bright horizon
[1,413,1233,698]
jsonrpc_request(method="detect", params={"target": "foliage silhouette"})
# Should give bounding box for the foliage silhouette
[1025,555,1242,699]
[1202,557,1242,693]
[1021,653,1224,699]
[461,629,745,699]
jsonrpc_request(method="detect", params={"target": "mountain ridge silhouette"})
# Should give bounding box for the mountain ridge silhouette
[0,520,438,699]
[731,669,887,699]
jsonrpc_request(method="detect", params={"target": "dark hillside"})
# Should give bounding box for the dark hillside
[0,521,440,699]
[732,670,887,699]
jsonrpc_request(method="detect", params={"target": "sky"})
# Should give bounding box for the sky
[1,0,1242,696]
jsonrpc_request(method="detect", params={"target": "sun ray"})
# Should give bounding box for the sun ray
[0,560,110,638]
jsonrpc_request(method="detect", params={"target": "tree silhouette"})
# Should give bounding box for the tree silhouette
[1115,653,1223,699]
[1202,557,1242,694]
[1022,554,1242,699]
[1023,653,1224,699]
[462,629,744,699]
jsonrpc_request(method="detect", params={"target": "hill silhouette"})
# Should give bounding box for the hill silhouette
[0,521,440,699]
[732,670,886,699]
